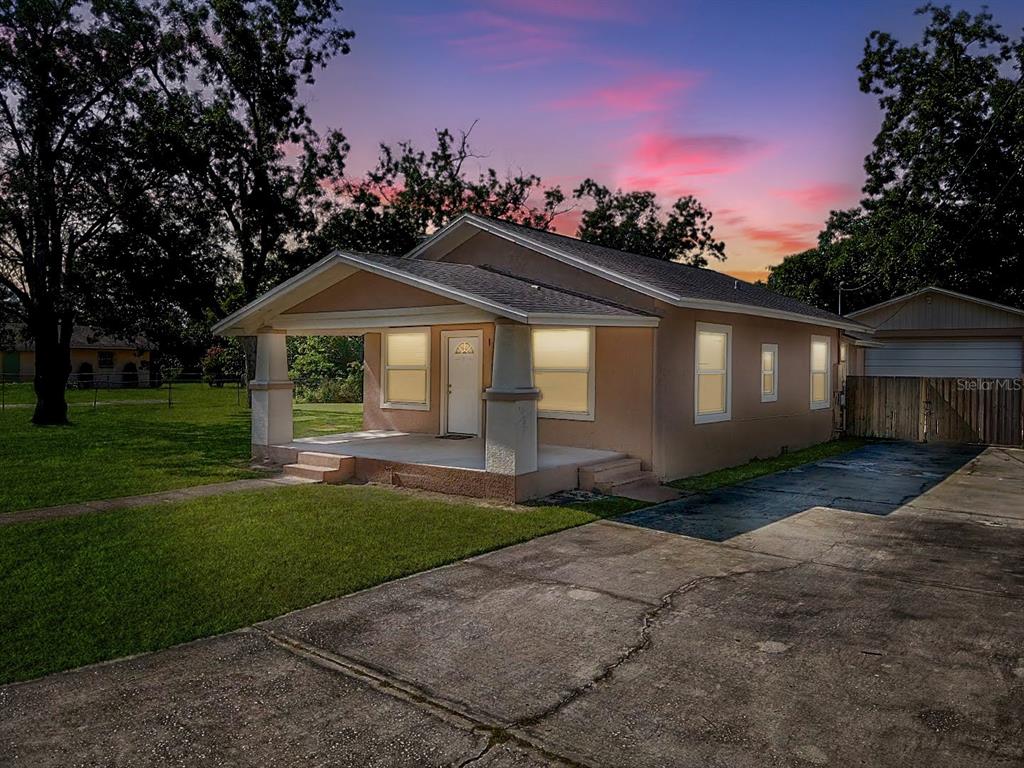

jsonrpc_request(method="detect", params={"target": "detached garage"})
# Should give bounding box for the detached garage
[845,287,1024,379]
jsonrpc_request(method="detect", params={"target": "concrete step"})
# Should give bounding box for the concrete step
[594,470,657,495]
[296,451,351,470]
[283,459,354,484]
[579,458,644,490]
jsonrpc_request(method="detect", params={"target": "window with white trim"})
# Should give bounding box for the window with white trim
[761,343,778,402]
[695,323,731,423]
[532,327,594,420]
[810,335,831,410]
[382,328,430,410]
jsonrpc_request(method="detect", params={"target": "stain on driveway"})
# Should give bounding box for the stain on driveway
[2,443,1023,767]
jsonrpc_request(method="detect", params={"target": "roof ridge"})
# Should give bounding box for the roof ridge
[475,265,654,317]
[465,212,745,282]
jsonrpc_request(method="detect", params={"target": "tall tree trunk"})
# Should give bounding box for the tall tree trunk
[31,314,71,425]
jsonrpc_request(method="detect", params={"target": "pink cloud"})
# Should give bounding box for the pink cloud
[483,0,634,21]
[432,10,578,69]
[738,222,819,254]
[629,132,763,178]
[550,206,584,235]
[772,183,858,210]
[547,72,699,116]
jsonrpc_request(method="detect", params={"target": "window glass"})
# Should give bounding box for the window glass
[810,336,830,408]
[383,329,429,407]
[698,332,727,371]
[697,372,726,414]
[386,332,428,367]
[696,326,731,421]
[532,328,592,417]
[387,369,427,404]
[761,343,778,401]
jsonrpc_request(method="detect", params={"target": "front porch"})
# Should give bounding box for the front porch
[269,430,625,503]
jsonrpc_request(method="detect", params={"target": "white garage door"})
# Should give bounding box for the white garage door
[864,339,1023,378]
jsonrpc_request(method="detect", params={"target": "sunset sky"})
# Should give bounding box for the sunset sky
[307,1,1024,282]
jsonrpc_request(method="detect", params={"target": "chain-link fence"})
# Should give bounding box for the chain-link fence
[0,372,249,411]
[0,372,364,411]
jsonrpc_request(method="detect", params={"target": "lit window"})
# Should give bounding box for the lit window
[810,335,831,410]
[532,327,593,419]
[761,343,778,402]
[382,328,429,409]
[695,323,731,423]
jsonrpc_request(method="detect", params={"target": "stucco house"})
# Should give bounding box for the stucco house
[214,213,869,501]
[843,287,1024,379]
[2,325,153,387]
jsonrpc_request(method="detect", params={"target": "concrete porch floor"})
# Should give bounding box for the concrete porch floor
[280,430,624,472]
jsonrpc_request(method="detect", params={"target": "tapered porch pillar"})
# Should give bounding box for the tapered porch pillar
[484,321,538,475]
[250,329,293,460]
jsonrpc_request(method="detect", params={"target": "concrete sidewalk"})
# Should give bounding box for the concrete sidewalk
[2,442,1022,767]
[0,475,311,526]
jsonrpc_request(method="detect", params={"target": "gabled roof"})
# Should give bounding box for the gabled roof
[211,250,657,336]
[407,213,869,332]
[847,286,1024,320]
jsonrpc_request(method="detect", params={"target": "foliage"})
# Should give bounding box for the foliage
[572,179,726,267]
[201,342,244,386]
[769,4,1024,312]
[288,335,362,402]
[0,0,202,423]
[307,124,567,258]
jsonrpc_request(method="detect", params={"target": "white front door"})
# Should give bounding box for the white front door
[446,334,481,435]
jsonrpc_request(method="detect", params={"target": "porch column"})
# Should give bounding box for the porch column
[250,329,293,460]
[483,321,538,475]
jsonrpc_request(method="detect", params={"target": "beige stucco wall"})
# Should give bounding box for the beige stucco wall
[363,323,495,434]
[285,270,459,314]
[537,326,655,467]
[15,349,150,383]
[654,305,840,480]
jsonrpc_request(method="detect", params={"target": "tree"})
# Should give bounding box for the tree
[769,4,1024,312]
[306,124,567,259]
[572,180,726,266]
[0,0,181,424]
[159,0,354,377]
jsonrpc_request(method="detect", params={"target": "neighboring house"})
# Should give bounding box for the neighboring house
[844,287,1024,379]
[214,213,868,501]
[2,326,154,387]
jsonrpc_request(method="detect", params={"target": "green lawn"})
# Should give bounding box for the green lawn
[669,438,869,493]
[0,386,361,514]
[0,485,643,683]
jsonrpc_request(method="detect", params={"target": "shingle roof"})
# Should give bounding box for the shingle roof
[350,253,653,319]
[451,215,859,328]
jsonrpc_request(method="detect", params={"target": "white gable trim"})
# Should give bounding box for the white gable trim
[848,286,1024,320]
[212,249,658,336]
[408,214,869,333]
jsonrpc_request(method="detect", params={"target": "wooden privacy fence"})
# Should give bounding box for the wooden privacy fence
[845,375,1024,447]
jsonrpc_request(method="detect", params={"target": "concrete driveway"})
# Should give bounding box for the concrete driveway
[2,442,1023,767]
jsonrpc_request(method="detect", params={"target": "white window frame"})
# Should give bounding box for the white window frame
[694,322,732,424]
[532,326,596,422]
[381,327,431,411]
[761,343,778,403]
[810,334,831,410]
